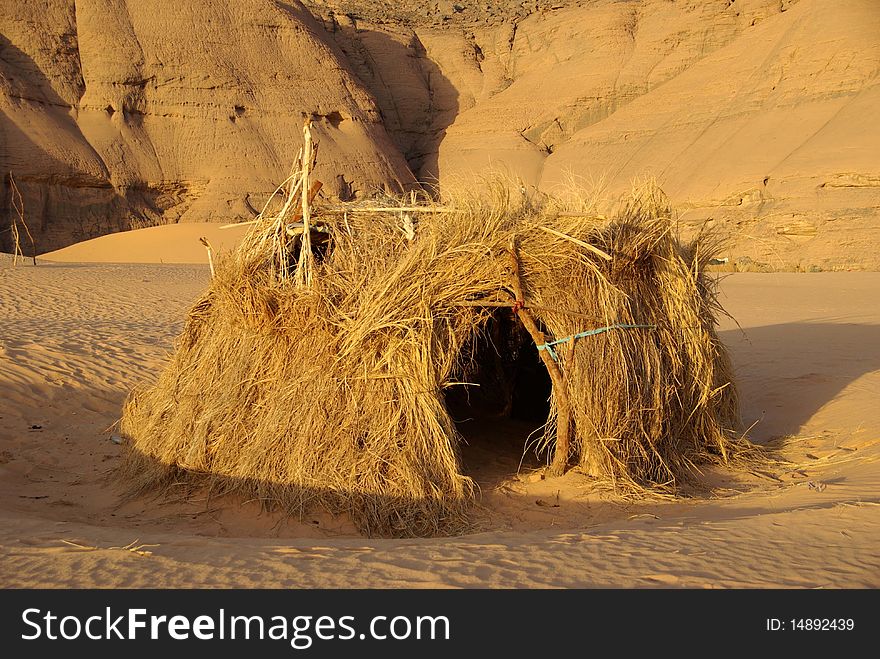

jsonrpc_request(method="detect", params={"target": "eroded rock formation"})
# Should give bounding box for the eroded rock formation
[1,0,414,251]
[2,0,878,268]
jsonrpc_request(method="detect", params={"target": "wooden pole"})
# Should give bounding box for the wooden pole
[506,237,571,476]
[296,119,314,287]
[198,237,215,278]
[291,181,323,226]
[321,206,454,214]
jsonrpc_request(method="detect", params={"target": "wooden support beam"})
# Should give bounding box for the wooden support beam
[506,237,571,476]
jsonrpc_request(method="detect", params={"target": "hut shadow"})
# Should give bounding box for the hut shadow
[717,321,880,442]
[99,322,880,538]
[112,449,480,538]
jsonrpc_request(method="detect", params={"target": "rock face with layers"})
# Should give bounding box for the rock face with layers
[310,0,880,270]
[0,0,415,252]
[2,0,878,268]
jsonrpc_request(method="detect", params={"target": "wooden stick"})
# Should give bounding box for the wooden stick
[8,173,36,265]
[506,236,571,476]
[199,237,215,278]
[295,119,315,287]
[454,300,516,308]
[9,215,21,266]
[321,206,454,214]
[292,181,323,225]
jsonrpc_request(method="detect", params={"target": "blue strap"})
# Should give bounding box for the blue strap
[536,324,655,362]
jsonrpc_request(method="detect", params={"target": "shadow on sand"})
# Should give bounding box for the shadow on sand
[19,320,875,538]
[719,321,880,441]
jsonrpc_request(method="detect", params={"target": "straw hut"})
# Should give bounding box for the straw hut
[118,126,743,537]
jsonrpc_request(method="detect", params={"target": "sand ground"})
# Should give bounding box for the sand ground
[1,245,878,587]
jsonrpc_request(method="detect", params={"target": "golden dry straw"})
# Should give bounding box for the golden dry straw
[119,168,746,537]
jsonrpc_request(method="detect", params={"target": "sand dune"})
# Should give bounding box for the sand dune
[41,222,249,265]
[1,230,878,587]
[313,0,880,270]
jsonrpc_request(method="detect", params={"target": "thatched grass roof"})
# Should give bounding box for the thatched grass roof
[119,127,747,536]
[118,176,746,536]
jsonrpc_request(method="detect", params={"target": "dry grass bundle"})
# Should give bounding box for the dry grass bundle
[119,157,746,536]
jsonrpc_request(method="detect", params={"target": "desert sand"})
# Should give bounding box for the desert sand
[40,222,252,265]
[0,229,877,587]
[1,0,878,590]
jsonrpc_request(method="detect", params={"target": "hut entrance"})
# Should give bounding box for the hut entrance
[445,310,552,485]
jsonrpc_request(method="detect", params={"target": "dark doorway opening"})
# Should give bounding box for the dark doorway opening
[444,310,553,487]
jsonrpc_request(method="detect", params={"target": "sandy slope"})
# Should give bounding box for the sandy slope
[0,236,877,588]
[40,223,250,265]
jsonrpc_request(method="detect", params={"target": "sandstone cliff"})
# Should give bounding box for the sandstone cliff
[0,0,414,252]
[3,0,879,269]
[310,0,880,270]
